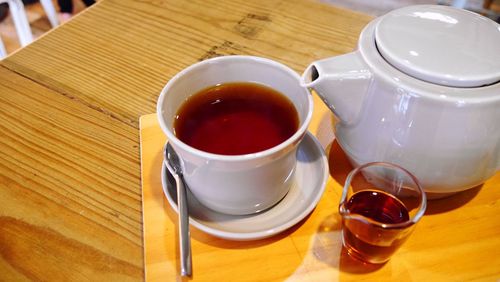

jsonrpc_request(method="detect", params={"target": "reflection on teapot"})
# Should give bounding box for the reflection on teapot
[302,5,500,196]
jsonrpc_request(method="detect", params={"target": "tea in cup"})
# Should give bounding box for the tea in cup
[157,55,313,215]
[174,82,299,155]
[339,162,426,264]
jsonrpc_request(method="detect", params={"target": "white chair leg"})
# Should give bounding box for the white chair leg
[40,0,59,27]
[0,35,7,59]
[7,0,33,46]
[451,0,468,8]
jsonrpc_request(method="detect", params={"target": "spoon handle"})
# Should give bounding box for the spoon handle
[177,175,192,276]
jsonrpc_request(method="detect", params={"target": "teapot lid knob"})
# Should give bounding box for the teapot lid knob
[375,5,500,87]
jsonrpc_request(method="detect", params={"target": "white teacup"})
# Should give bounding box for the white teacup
[157,55,313,215]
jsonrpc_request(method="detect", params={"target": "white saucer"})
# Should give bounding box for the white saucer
[161,131,329,241]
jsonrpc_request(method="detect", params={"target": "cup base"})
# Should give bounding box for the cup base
[199,185,291,216]
[341,230,392,264]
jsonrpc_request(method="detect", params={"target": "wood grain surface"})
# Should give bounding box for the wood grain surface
[1,0,370,127]
[0,66,143,280]
[1,0,499,280]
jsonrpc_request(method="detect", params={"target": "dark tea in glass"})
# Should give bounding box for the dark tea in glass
[339,162,426,264]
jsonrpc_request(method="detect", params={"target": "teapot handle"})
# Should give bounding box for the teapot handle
[301,51,372,124]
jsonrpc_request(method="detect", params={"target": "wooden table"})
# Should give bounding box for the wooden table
[0,0,498,281]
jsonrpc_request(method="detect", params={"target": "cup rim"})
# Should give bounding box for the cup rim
[156,55,314,161]
[339,161,427,229]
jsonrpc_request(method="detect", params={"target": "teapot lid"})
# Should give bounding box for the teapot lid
[375,5,500,87]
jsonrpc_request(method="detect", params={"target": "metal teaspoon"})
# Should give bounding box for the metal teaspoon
[164,143,192,277]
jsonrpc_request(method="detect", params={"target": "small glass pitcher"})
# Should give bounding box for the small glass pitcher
[339,162,427,264]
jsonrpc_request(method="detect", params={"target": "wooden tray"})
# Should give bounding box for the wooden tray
[140,95,500,281]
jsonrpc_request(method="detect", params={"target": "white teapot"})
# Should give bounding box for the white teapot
[302,5,500,196]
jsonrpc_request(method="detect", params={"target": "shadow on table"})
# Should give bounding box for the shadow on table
[191,212,313,249]
[425,185,482,215]
[327,139,354,188]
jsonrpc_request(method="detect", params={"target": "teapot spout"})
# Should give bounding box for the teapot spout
[301,51,372,124]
